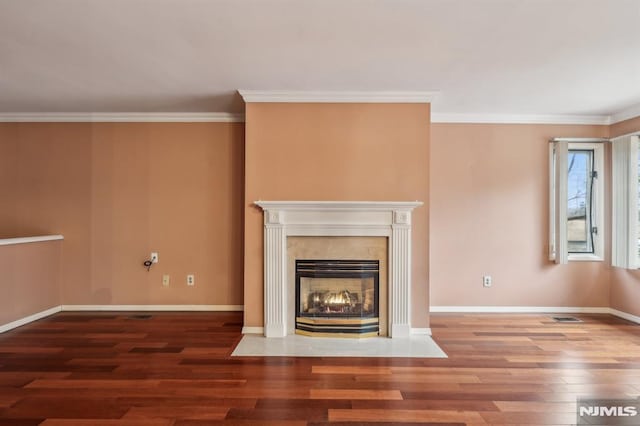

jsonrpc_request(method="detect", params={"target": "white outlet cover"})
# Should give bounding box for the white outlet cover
[187,275,195,286]
[151,252,159,263]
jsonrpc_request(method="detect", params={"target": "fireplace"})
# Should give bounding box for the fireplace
[255,201,422,338]
[295,259,379,337]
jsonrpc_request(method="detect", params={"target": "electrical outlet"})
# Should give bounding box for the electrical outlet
[162,275,170,287]
[483,275,492,287]
[151,252,159,263]
[187,274,195,286]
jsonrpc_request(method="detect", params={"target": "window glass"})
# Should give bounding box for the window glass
[567,150,593,253]
[637,148,640,260]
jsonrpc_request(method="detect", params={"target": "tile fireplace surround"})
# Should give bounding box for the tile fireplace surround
[255,201,423,338]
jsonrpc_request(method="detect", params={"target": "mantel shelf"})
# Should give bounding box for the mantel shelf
[255,201,423,211]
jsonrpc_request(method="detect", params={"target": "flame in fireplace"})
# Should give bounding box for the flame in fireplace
[324,290,352,306]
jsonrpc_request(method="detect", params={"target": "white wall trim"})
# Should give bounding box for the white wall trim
[0,306,62,333]
[241,327,431,336]
[430,306,611,314]
[0,113,245,123]
[430,306,640,324]
[0,109,634,125]
[611,104,640,125]
[0,107,634,125]
[2,305,637,336]
[255,200,423,211]
[242,326,265,334]
[0,235,64,246]
[1,305,244,334]
[60,304,244,311]
[239,90,438,103]
[609,308,640,325]
[431,112,611,125]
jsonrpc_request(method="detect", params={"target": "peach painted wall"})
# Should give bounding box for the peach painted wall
[244,103,430,329]
[0,241,61,325]
[430,123,611,307]
[610,115,640,139]
[0,122,244,306]
[609,115,640,316]
[610,268,640,316]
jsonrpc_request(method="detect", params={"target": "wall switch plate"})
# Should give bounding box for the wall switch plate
[483,275,492,287]
[151,252,159,263]
[187,274,195,286]
[162,275,170,287]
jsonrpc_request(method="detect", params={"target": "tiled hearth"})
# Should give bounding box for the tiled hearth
[232,334,447,358]
[254,201,422,338]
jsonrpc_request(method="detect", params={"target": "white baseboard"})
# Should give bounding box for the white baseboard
[60,304,244,312]
[411,328,432,336]
[242,326,264,334]
[240,327,432,336]
[430,306,611,314]
[430,305,640,324]
[609,308,640,325]
[0,306,62,333]
[3,305,637,336]
[1,304,244,334]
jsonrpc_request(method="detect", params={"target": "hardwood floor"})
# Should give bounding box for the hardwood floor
[0,312,638,425]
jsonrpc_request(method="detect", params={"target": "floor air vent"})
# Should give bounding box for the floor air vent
[129,314,153,320]
[552,316,582,323]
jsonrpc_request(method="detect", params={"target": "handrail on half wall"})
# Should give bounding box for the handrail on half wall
[0,235,64,246]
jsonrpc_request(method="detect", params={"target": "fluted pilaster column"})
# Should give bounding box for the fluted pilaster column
[263,210,287,337]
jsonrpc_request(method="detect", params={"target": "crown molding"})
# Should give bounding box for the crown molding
[431,112,611,125]
[610,103,640,124]
[238,90,438,103]
[0,112,245,123]
[1,106,635,125]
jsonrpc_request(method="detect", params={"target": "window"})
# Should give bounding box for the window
[612,134,640,269]
[549,140,605,263]
[637,145,640,262]
[567,150,595,254]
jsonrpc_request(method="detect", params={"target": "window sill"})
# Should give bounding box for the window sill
[568,254,603,262]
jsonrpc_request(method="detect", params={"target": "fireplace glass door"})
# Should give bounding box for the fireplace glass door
[295,260,379,337]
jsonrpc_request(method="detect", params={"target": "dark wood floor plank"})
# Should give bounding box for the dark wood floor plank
[1,396,129,419]
[123,405,229,420]
[0,420,45,426]
[174,420,306,426]
[41,420,173,426]
[226,406,328,421]
[0,311,637,425]
[255,398,351,409]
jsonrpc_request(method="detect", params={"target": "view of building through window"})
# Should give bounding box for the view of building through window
[567,150,593,253]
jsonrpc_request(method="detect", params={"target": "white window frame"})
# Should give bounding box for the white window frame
[612,134,640,269]
[549,140,605,263]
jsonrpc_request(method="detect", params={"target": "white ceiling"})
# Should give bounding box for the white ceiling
[1,0,639,120]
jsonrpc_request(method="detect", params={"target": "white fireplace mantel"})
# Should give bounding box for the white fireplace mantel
[255,200,423,338]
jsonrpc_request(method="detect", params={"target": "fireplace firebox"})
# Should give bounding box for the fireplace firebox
[295,259,379,337]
